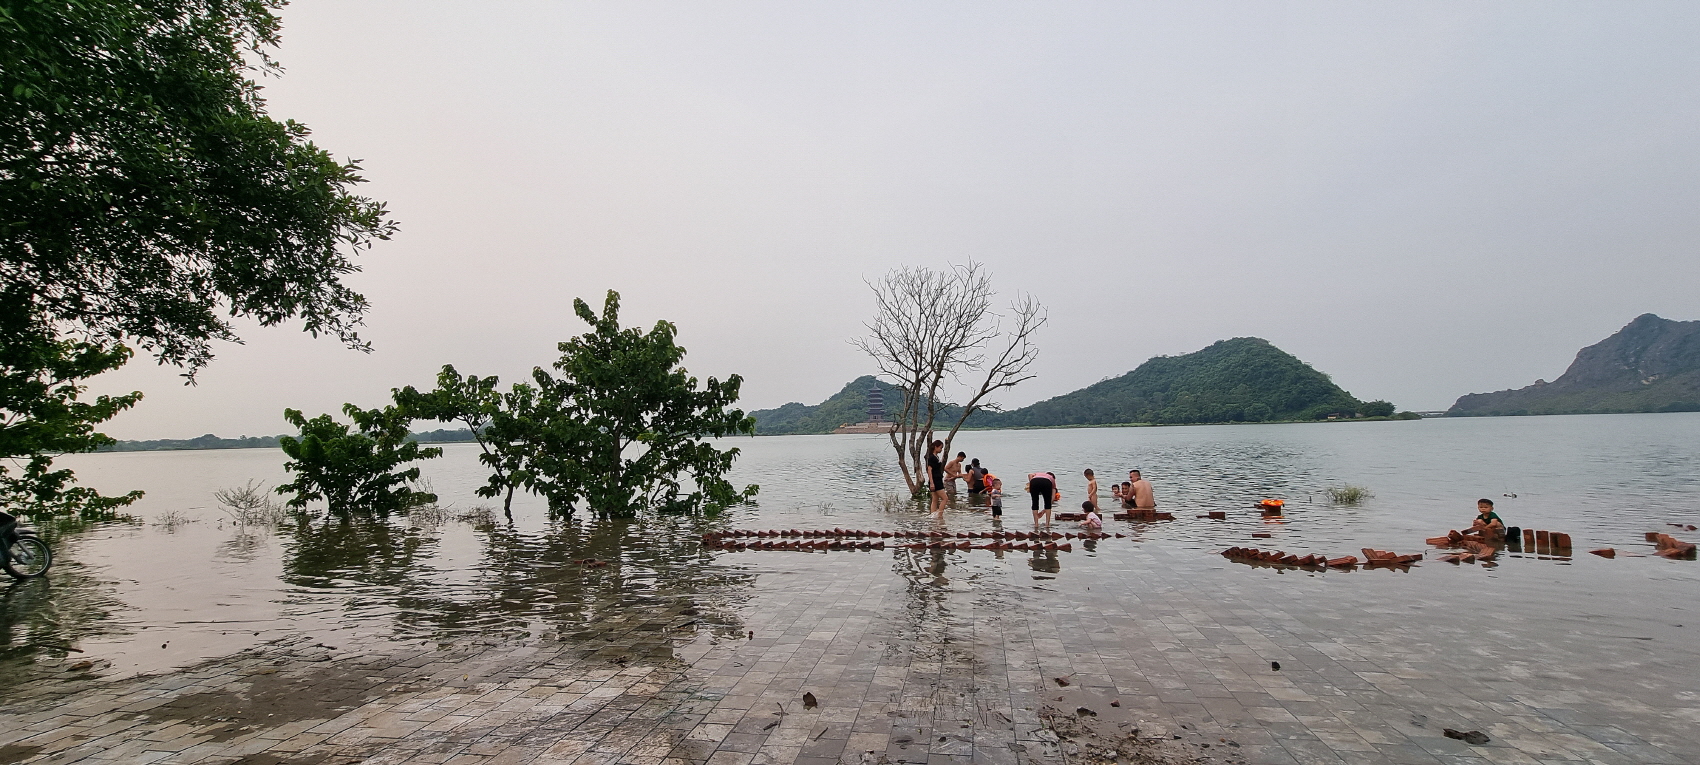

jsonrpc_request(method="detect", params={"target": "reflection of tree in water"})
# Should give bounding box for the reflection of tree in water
[279,514,750,658]
[883,546,977,668]
[282,515,438,590]
[0,565,131,669]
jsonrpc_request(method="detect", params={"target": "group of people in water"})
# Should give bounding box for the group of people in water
[919,440,1511,542]
[922,440,1156,527]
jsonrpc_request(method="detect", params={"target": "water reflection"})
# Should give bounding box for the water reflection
[10,414,1700,682]
[277,514,751,654]
[0,561,130,662]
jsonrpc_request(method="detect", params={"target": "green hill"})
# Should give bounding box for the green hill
[986,337,1363,427]
[752,338,1376,434]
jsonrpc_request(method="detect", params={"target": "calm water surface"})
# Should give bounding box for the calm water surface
[3,414,1697,681]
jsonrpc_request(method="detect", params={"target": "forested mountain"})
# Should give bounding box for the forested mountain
[1448,314,1700,416]
[751,338,1378,434]
[985,337,1364,427]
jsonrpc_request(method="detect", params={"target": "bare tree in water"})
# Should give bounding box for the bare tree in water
[854,262,1045,495]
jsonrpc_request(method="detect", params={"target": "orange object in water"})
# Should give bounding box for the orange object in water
[1257,498,1285,510]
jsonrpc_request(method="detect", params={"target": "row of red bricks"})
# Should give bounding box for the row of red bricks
[1219,547,1422,568]
[702,529,1117,541]
[705,538,1077,552]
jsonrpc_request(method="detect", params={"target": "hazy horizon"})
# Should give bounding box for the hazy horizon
[81,1,1700,439]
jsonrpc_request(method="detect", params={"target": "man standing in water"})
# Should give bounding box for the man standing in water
[1128,469,1156,509]
[925,440,947,518]
[944,451,967,494]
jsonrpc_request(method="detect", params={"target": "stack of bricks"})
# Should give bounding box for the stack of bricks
[1220,547,1359,568]
[1517,529,1574,557]
[1646,532,1697,559]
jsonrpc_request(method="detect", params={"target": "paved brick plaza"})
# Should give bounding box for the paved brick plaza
[1,535,1695,765]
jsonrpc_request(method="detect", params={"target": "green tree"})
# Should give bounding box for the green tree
[1,0,396,371]
[276,405,440,516]
[2,1,396,517]
[1357,400,1396,418]
[0,327,144,517]
[527,291,758,518]
[395,366,541,521]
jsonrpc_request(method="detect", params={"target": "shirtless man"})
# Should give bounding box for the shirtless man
[1128,470,1156,509]
[943,452,967,493]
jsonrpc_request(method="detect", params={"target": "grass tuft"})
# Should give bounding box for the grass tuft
[1323,485,1374,505]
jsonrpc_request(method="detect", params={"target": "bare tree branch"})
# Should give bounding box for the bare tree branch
[852,262,1046,495]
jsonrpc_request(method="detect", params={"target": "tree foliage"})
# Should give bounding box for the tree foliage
[0,324,144,516]
[1,0,396,372]
[388,292,758,520]
[1,1,396,517]
[276,405,440,516]
[1356,400,1396,418]
[395,366,540,520]
[527,291,758,518]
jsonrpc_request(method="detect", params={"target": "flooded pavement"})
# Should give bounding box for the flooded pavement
[2,414,1699,763]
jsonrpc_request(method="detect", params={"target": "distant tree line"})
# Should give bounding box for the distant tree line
[97,429,479,453]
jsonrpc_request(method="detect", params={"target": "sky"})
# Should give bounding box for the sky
[90,1,1700,439]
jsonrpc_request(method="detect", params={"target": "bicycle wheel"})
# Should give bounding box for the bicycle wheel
[3,536,52,578]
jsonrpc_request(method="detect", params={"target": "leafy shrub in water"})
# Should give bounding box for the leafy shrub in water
[277,404,440,516]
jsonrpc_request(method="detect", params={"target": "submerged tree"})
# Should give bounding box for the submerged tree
[527,291,758,518]
[395,366,542,521]
[276,405,439,516]
[854,262,1045,495]
[1,1,397,516]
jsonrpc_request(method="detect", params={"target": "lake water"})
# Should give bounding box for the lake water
[4,413,1698,683]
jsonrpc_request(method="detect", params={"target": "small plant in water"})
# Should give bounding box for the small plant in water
[1324,485,1374,505]
[874,491,911,513]
[152,510,196,530]
[213,480,289,526]
[409,503,450,529]
[453,506,498,529]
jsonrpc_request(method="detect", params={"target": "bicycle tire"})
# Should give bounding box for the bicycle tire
[3,536,52,578]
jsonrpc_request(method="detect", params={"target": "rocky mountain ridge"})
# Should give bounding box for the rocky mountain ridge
[1448,314,1700,416]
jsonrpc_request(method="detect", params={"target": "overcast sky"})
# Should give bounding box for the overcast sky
[91,1,1700,439]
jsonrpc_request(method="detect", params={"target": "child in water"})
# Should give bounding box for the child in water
[1080,501,1102,530]
[989,479,1004,518]
[1471,498,1505,539]
[1084,469,1099,510]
